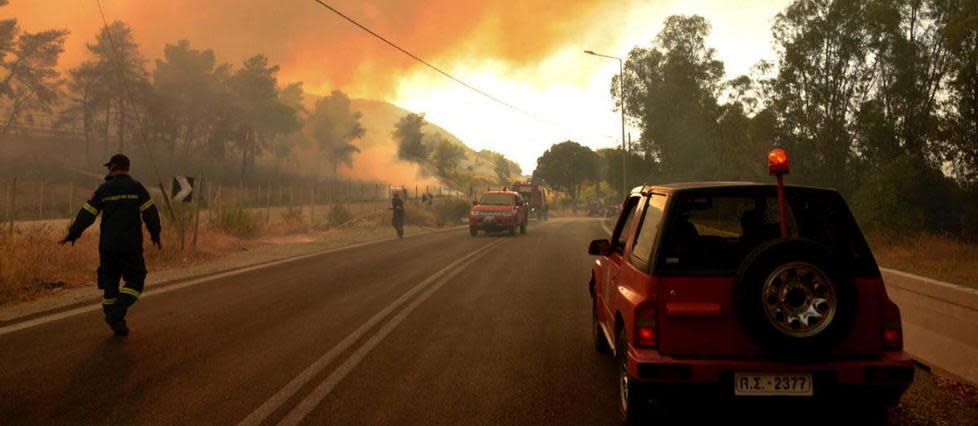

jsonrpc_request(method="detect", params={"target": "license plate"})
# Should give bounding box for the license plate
[734,372,813,396]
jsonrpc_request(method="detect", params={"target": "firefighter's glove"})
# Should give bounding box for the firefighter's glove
[151,235,162,250]
[58,236,76,246]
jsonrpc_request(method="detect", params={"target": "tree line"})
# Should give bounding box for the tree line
[392,111,522,189]
[537,0,977,239]
[0,12,367,184]
[0,4,517,190]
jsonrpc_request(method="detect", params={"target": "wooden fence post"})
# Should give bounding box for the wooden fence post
[309,185,315,224]
[265,183,271,223]
[157,181,182,250]
[38,181,45,219]
[67,180,74,219]
[7,178,15,235]
[192,176,202,250]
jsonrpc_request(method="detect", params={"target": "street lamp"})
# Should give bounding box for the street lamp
[584,50,627,198]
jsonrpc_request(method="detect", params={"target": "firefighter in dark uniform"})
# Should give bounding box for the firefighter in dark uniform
[391,191,405,238]
[59,154,162,336]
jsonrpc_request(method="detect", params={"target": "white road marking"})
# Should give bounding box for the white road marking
[881,267,978,296]
[239,240,502,426]
[276,242,495,426]
[0,228,466,337]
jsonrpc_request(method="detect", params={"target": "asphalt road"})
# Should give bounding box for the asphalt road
[0,218,973,425]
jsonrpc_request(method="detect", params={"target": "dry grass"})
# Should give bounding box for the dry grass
[0,202,454,306]
[869,233,978,289]
[0,225,244,305]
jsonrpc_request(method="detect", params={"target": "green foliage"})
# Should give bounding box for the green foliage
[310,90,364,174]
[596,148,659,196]
[212,206,261,238]
[614,15,724,182]
[327,204,353,227]
[394,113,429,163]
[579,181,618,206]
[431,137,465,176]
[941,2,978,181]
[532,141,598,200]
[961,187,978,242]
[74,21,148,153]
[0,5,68,136]
[592,3,977,239]
[434,198,471,226]
[851,155,962,234]
[151,40,228,162]
[227,55,302,180]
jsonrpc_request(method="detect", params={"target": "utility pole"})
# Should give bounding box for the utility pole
[585,50,627,197]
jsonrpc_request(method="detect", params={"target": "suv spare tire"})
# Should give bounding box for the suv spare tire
[733,238,857,357]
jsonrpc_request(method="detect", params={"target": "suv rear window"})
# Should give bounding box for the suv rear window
[655,187,878,276]
[480,193,515,205]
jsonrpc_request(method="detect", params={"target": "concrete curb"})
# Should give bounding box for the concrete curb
[881,267,978,310]
[881,268,978,386]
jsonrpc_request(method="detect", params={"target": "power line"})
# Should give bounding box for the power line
[93,0,164,184]
[310,0,555,124]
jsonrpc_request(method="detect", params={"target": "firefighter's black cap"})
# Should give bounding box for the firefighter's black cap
[103,154,130,170]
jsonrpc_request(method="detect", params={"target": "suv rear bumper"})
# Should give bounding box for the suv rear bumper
[470,216,517,230]
[628,347,913,404]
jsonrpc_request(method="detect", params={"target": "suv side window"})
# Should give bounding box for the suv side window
[629,194,667,270]
[612,196,641,254]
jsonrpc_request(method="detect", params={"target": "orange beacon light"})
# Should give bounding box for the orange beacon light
[768,148,790,175]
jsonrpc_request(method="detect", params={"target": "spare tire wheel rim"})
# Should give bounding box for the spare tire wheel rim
[762,262,837,338]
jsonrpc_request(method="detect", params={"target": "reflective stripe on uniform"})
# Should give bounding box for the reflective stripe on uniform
[120,287,141,298]
[81,202,98,215]
[102,194,140,202]
[139,199,154,212]
[102,298,117,305]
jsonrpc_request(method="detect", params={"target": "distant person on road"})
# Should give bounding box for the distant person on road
[391,191,405,238]
[59,154,162,337]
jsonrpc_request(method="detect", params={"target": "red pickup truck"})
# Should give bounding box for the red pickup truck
[588,151,912,423]
[469,191,529,236]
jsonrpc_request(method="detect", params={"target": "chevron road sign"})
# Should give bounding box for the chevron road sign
[171,176,195,202]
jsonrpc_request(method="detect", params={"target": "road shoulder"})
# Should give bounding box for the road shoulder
[0,224,464,323]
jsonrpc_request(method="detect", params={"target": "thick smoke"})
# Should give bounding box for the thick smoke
[5,0,619,98]
[3,0,628,183]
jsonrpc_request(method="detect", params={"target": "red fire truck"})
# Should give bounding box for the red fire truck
[510,182,549,221]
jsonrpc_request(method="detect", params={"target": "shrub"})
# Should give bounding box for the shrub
[211,206,261,238]
[281,206,304,224]
[434,198,472,226]
[399,200,437,227]
[851,155,964,235]
[327,204,353,227]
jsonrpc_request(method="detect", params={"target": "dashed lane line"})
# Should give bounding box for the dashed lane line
[239,239,503,426]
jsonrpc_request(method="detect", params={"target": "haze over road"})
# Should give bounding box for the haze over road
[0,219,971,425]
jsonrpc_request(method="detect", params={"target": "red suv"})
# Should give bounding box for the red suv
[588,152,912,422]
[469,191,529,236]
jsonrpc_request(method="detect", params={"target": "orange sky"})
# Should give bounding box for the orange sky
[2,0,793,172]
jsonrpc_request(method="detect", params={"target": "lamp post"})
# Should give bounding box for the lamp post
[585,50,627,197]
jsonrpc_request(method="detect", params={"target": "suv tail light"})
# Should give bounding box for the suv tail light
[635,302,658,347]
[881,300,903,351]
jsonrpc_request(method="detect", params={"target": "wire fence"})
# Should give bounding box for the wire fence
[0,176,480,233]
